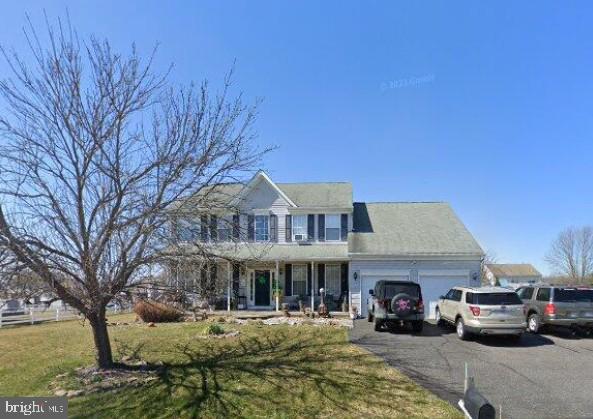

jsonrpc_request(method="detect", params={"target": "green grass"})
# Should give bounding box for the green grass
[0,315,461,419]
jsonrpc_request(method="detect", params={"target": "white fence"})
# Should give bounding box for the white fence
[0,305,128,328]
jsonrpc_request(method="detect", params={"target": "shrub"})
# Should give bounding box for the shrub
[203,324,225,336]
[133,300,184,323]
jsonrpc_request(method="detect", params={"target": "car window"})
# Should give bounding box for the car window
[465,292,473,303]
[536,288,551,302]
[469,292,522,305]
[554,288,593,303]
[384,283,420,299]
[517,287,534,300]
[451,290,462,302]
[444,289,455,299]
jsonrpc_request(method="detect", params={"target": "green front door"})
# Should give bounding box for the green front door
[254,270,271,306]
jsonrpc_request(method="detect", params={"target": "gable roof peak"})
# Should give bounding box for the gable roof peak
[233,170,297,207]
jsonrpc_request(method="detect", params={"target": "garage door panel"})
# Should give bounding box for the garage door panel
[418,275,468,319]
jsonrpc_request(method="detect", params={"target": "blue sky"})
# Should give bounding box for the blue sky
[2,2,592,274]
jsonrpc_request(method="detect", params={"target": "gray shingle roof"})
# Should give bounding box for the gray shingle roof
[178,243,349,262]
[486,264,541,278]
[349,202,484,257]
[276,182,352,208]
[176,181,352,209]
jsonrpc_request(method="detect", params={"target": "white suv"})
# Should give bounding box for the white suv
[435,286,526,340]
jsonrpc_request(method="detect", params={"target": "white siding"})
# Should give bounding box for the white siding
[238,177,352,245]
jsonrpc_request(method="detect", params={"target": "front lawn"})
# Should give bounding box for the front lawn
[0,315,460,418]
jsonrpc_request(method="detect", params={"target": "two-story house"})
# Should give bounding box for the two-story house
[169,170,484,318]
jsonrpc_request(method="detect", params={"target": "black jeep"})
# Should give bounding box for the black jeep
[367,280,424,332]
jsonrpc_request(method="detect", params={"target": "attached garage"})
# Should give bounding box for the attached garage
[348,202,484,319]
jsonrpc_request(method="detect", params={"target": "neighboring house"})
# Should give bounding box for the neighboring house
[169,171,483,318]
[484,264,542,289]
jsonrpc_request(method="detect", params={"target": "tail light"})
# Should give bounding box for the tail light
[378,299,388,308]
[544,303,556,315]
[416,299,424,313]
[469,305,481,317]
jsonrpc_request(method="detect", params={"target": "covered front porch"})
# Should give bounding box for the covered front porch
[224,259,350,312]
[168,243,350,312]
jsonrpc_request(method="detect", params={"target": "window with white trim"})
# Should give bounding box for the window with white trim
[292,265,307,296]
[292,215,308,241]
[325,214,340,241]
[255,215,269,241]
[217,216,231,241]
[178,219,200,242]
[325,264,341,296]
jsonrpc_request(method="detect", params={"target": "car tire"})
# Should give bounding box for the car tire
[527,314,540,334]
[456,317,469,340]
[435,308,444,327]
[374,318,383,332]
[412,320,424,333]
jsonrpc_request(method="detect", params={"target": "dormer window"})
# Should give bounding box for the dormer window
[325,214,341,241]
[292,215,307,241]
[255,215,269,241]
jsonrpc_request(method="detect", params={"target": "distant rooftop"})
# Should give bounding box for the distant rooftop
[486,264,542,278]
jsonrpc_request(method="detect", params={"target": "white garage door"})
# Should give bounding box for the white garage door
[360,275,409,317]
[418,275,469,319]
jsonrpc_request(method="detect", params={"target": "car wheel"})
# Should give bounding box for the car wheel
[435,308,444,327]
[374,318,383,332]
[528,314,540,334]
[456,317,469,340]
[412,320,424,333]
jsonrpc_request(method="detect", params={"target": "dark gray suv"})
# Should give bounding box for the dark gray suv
[367,280,424,332]
[517,285,593,334]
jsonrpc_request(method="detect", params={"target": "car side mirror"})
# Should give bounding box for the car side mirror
[439,295,445,300]
[369,289,374,295]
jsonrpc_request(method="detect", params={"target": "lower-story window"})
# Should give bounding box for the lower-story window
[292,265,307,296]
[325,264,341,297]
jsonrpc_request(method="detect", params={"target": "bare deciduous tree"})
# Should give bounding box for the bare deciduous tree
[545,226,593,284]
[0,17,266,368]
[481,250,498,285]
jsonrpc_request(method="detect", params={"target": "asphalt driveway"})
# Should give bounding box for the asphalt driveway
[350,320,593,419]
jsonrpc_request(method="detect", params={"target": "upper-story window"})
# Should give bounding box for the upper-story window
[178,219,200,242]
[292,215,307,241]
[217,216,231,241]
[255,215,269,241]
[325,214,341,241]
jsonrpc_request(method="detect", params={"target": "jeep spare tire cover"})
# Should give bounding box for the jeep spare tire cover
[391,293,415,316]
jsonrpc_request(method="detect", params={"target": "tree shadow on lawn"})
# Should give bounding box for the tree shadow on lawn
[76,329,417,418]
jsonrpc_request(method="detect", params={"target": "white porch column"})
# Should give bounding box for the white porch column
[310,261,315,312]
[227,261,232,312]
[275,260,280,312]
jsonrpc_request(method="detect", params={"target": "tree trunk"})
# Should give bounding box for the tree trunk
[88,307,114,369]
